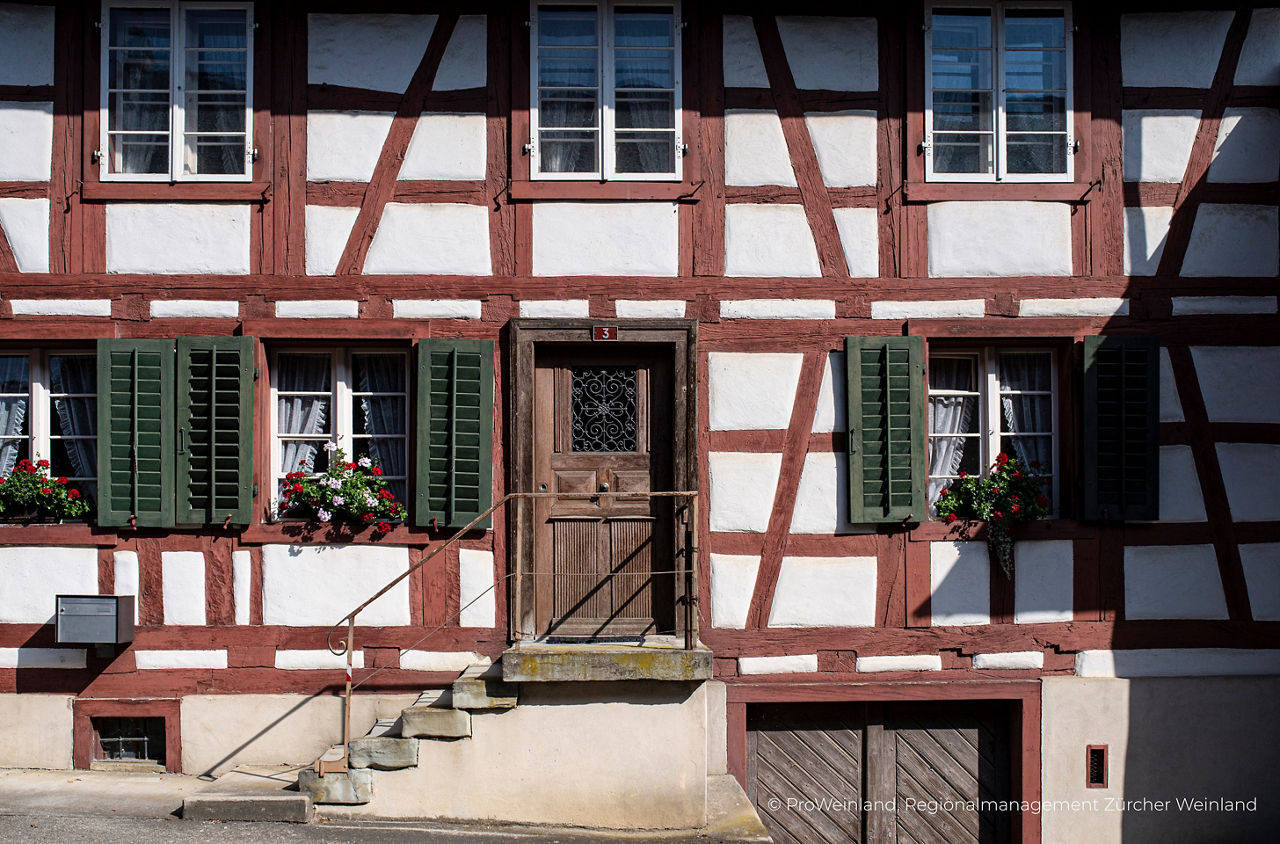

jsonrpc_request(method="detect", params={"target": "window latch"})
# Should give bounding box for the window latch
[248,148,260,162]
[91,149,102,164]
[679,143,689,157]
[918,140,931,156]
[522,142,534,154]
[1068,139,1080,155]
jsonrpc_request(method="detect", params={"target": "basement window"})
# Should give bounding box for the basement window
[91,717,166,769]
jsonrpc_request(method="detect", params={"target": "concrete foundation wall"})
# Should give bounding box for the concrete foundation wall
[0,694,74,769]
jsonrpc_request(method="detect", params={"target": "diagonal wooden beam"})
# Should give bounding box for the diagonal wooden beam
[335,14,459,276]
[0,218,18,272]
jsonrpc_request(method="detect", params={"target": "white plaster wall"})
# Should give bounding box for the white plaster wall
[150,300,238,319]
[105,203,250,274]
[0,102,53,180]
[135,650,227,670]
[275,649,364,670]
[1183,204,1280,277]
[518,299,589,318]
[1121,109,1200,182]
[724,110,796,186]
[261,544,411,627]
[1018,298,1128,318]
[232,550,251,626]
[364,203,492,275]
[394,299,483,319]
[1076,648,1280,678]
[720,299,835,319]
[811,351,847,434]
[832,206,878,278]
[928,202,1072,277]
[1172,296,1277,315]
[0,197,49,273]
[308,14,436,93]
[1191,347,1280,423]
[0,547,98,624]
[1159,445,1207,522]
[0,4,54,86]
[458,548,495,629]
[1120,12,1233,88]
[398,650,486,673]
[1159,348,1184,423]
[973,651,1043,670]
[532,202,678,276]
[1124,545,1229,620]
[9,299,110,317]
[114,550,140,624]
[1235,8,1280,86]
[1217,443,1280,521]
[0,694,73,770]
[708,352,802,431]
[724,204,821,277]
[1123,206,1172,276]
[805,111,877,187]
[162,551,206,626]
[400,113,487,180]
[709,553,759,629]
[434,15,487,91]
[0,648,85,669]
[276,300,359,319]
[614,299,686,318]
[871,299,985,320]
[768,556,876,627]
[708,452,782,533]
[1240,543,1280,621]
[722,15,769,88]
[1012,540,1074,624]
[1209,108,1280,183]
[306,111,395,181]
[857,654,942,673]
[739,654,818,675]
[929,541,990,626]
[304,204,360,276]
[777,17,877,91]
[790,452,860,535]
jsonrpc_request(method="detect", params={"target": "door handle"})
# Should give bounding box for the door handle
[538,483,548,492]
[599,482,609,492]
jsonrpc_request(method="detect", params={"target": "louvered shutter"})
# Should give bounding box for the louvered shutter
[1083,336,1159,520]
[846,336,926,523]
[415,339,495,529]
[176,336,255,526]
[96,339,175,527]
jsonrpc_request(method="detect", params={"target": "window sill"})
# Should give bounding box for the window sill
[907,519,1093,542]
[509,180,702,202]
[903,180,1094,203]
[0,523,118,546]
[81,181,271,203]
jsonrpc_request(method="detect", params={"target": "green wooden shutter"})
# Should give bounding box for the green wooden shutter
[96,339,175,527]
[415,339,495,529]
[1083,336,1159,521]
[176,336,255,526]
[846,336,926,523]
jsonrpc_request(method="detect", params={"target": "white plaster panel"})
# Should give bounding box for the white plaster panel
[1172,296,1277,316]
[308,14,436,92]
[400,113,487,180]
[275,300,359,319]
[790,452,862,536]
[930,541,990,626]
[232,550,251,627]
[1192,347,1280,423]
[261,544,411,627]
[0,197,48,272]
[1018,298,1129,318]
[1076,648,1280,678]
[105,203,249,274]
[434,15,487,91]
[9,300,111,317]
[364,203,492,275]
[1124,545,1229,620]
[1121,109,1200,182]
[724,110,796,187]
[149,300,239,319]
[304,204,360,276]
[306,111,395,181]
[614,299,686,318]
[1208,108,1280,183]
[135,650,228,670]
[275,650,365,670]
[1159,348,1184,423]
[812,351,847,434]
[708,352,803,431]
[973,651,1044,670]
[928,201,1072,277]
[1159,446,1207,523]
[393,299,483,319]
[722,15,769,88]
[0,102,52,180]
[0,547,98,624]
[768,556,876,628]
[1121,12,1233,88]
[708,452,782,533]
[1239,543,1280,621]
[856,654,943,673]
[1235,8,1280,86]
[719,299,835,320]
[1123,206,1173,276]
[710,554,760,630]
[871,299,985,320]
[777,17,877,91]
[0,648,86,669]
[1217,443,1280,522]
[399,650,487,672]
[532,202,678,276]
[1013,540,1074,624]
[518,299,590,318]
[724,204,821,277]
[738,654,818,675]
[162,551,206,626]
[1183,204,1280,277]
[805,111,877,187]
[832,206,878,278]
[0,4,55,86]
[114,551,140,624]
[458,548,496,629]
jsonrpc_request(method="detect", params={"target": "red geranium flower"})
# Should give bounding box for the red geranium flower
[1035,495,1049,507]
[992,510,1003,520]
[944,513,958,524]
[68,489,80,499]
[362,513,375,522]
[375,522,392,533]
[938,488,949,498]
[378,489,393,500]
[371,467,383,477]
[1010,504,1021,514]
[36,459,49,469]
[996,452,1009,465]
[39,487,51,495]
[1012,471,1022,479]
[958,471,967,478]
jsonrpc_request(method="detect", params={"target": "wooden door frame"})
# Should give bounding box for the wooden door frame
[509,319,698,641]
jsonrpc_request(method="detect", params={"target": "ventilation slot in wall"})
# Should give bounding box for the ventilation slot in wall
[1087,744,1108,788]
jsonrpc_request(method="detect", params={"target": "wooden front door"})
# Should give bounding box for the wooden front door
[532,347,674,637]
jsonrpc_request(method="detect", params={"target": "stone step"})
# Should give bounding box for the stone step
[452,661,519,710]
[183,765,314,823]
[349,718,418,770]
[400,689,472,739]
[298,766,372,805]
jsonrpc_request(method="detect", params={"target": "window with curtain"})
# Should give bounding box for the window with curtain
[102,2,253,181]
[530,1,682,180]
[0,352,98,505]
[927,348,1056,511]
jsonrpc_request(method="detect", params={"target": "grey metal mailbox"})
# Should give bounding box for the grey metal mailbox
[56,595,135,645]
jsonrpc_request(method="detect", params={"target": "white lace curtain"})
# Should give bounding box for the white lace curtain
[51,355,98,501]
[0,357,28,476]
[927,358,975,504]
[355,355,407,500]
[998,354,1054,469]
[276,355,329,476]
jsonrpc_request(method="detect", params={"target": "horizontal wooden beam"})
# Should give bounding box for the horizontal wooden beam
[0,84,55,102]
[723,87,880,112]
[80,181,272,202]
[307,83,486,112]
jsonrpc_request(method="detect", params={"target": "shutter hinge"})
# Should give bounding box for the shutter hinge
[252,484,258,498]
[253,366,260,380]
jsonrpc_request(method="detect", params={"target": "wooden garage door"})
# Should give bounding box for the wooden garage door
[747,702,1011,844]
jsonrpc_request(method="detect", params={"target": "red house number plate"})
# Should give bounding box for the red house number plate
[592,325,619,341]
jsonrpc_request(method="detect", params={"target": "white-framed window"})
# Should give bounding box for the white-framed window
[269,349,409,511]
[529,0,683,180]
[927,348,1057,510]
[100,1,254,181]
[924,1,1073,182]
[0,352,98,501]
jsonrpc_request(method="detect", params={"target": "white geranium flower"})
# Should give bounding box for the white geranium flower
[331,495,344,506]
[357,456,372,468]
[317,509,331,523]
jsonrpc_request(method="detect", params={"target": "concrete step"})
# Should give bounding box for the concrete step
[400,690,472,739]
[182,765,313,823]
[452,661,519,710]
[349,718,418,770]
[298,765,372,806]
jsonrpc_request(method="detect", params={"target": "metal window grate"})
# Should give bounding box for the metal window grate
[92,717,165,766]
